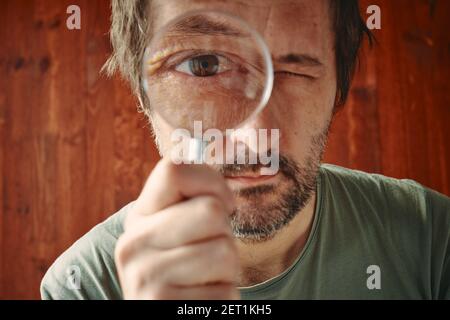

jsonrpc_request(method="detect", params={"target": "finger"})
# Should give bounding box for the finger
[126,236,239,287]
[130,158,235,222]
[164,237,239,286]
[117,196,232,257]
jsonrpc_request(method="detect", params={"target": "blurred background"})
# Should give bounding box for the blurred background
[0,0,449,299]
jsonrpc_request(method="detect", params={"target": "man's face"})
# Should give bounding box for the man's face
[148,0,337,241]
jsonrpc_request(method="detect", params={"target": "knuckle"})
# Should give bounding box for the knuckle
[203,197,224,215]
[114,233,140,266]
[123,257,164,294]
[161,159,181,182]
[114,231,158,270]
[198,199,230,235]
[114,235,131,266]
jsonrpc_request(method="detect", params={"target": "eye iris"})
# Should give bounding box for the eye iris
[189,55,219,77]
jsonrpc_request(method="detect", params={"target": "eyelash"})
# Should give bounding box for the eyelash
[275,71,316,80]
[164,51,233,72]
[152,52,315,81]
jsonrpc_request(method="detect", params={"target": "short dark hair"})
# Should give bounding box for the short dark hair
[103,0,373,114]
[330,0,374,107]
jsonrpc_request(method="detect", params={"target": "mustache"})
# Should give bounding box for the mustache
[215,154,298,180]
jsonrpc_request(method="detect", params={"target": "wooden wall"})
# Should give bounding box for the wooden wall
[0,0,449,299]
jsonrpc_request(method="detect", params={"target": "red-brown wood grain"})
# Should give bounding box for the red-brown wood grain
[0,0,449,299]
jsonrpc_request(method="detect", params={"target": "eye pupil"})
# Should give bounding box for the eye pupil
[189,55,219,77]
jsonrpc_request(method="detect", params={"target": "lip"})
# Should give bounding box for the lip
[225,172,279,187]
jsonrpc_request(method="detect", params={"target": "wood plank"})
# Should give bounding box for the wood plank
[0,0,449,299]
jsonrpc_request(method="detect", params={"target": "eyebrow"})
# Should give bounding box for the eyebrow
[275,53,324,67]
[162,15,324,69]
[167,14,245,37]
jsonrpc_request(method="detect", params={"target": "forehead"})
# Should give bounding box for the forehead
[150,0,334,63]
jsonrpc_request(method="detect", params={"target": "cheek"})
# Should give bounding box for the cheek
[149,112,178,156]
[278,76,335,126]
[273,77,335,154]
[147,72,266,132]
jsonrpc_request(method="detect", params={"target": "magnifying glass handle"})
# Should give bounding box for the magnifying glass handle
[188,138,208,164]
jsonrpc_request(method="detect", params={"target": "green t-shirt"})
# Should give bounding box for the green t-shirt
[40,164,450,299]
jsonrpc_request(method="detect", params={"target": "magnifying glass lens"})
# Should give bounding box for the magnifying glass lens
[142,10,273,133]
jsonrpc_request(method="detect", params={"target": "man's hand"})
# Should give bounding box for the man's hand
[115,158,240,300]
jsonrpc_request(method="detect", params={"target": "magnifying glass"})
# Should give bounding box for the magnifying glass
[142,10,273,163]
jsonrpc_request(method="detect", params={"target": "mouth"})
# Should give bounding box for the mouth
[224,172,280,188]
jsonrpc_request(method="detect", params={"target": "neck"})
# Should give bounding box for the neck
[235,192,317,287]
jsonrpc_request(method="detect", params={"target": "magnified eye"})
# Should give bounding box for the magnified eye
[175,54,231,77]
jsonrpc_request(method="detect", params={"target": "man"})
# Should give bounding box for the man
[41,0,449,299]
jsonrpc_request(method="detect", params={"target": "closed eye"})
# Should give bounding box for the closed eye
[275,71,316,80]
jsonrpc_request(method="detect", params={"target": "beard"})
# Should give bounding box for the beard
[218,131,328,243]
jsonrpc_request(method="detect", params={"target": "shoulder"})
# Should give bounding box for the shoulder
[40,202,134,300]
[319,164,450,299]
[319,163,450,219]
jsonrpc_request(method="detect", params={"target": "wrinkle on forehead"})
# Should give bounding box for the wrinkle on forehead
[150,0,334,66]
[150,0,330,29]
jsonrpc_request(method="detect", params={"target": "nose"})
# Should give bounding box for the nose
[228,86,283,154]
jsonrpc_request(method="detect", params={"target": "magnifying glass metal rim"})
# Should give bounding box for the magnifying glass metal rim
[141,8,274,132]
